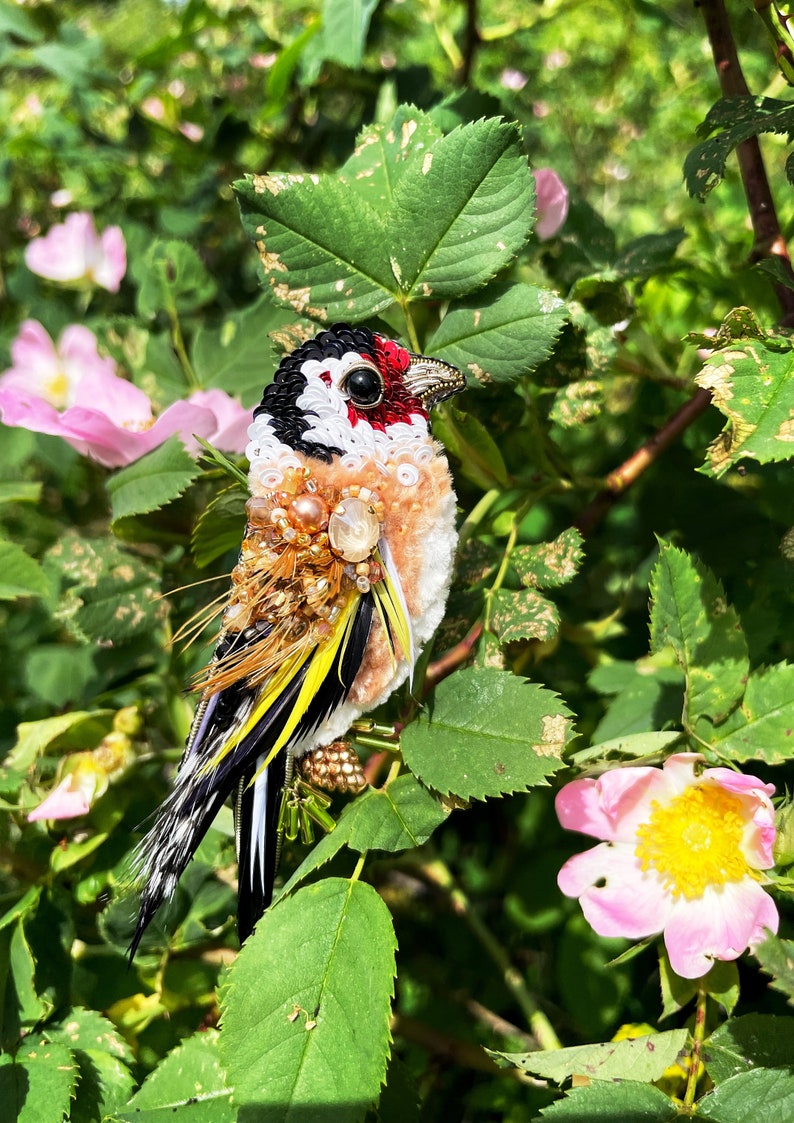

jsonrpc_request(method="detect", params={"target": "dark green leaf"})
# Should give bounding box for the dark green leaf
[0,540,48,600]
[432,404,509,489]
[118,1030,233,1123]
[191,297,292,405]
[649,540,748,728]
[755,933,794,1005]
[340,108,443,208]
[697,1067,794,1122]
[536,1080,679,1120]
[135,239,217,320]
[402,668,573,800]
[220,879,396,1119]
[684,96,794,200]
[426,283,566,386]
[346,773,449,853]
[709,663,794,763]
[107,435,200,521]
[704,1014,794,1084]
[191,485,246,568]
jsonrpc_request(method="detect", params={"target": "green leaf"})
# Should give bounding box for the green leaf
[432,403,509,490]
[234,172,396,322]
[755,933,794,1005]
[44,1006,133,1065]
[703,960,740,1016]
[340,108,443,209]
[191,297,292,405]
[191,485,247,568]
[426,283,567,386]
[570,730,683,767]
[684,95,794,200]
[389,120,535,299]
[649,540,749,728]
[401,668,573,800]
[277,814,356,899]
[489,588,560,644]
[0,481,41,505]
[658,947,698,1019]
[118,1030,234,1123]
[135,239,217,320]
[589,660,685,744]
[697,1068,794,1122]
[44,1007,135,1123]
[220,879,396,1119]
[106,435,200,521]
[0,1042,77,1123]
[512,530,585,589]
[346,774,449,853]
[704,1014,794,1084]
[549,379,604,428]
[536,1080,679,1121]
[320,0,378,67]
[709,663,794,763]
[696,338,794,477]
[0,540,48,601]
[0,918,51,1050]
[490,1028,688,1084]
[5,711,110,772]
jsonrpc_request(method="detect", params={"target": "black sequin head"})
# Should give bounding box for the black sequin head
[255,324,380,463]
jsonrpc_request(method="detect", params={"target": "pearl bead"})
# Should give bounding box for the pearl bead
[288,494,330,533]
[328,497,380,563]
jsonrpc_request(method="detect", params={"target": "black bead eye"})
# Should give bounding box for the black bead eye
[342,364,384,408]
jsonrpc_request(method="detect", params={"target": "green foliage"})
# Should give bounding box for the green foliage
[3,0,794,1119]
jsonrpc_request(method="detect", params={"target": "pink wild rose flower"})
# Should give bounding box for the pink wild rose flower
[556,753,778,979]
[534,168,569,240]
[0,320,250,468]
[25,212,127,293]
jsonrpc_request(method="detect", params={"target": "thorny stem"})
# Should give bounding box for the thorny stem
[420,857,562,1051]
[683,984,708,1111]
[423,622,483,691]
[700,0,794,325]
[574,387,713,537]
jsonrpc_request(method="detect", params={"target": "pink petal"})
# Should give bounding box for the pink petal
[28,775,95,822]
[559,842,673,939]
[25,213,94,282]
[534,168,569,240]
[188,388,251,454]
[72,369,153,426]
[555,766,669,842]
[0,386,71,437]
[94,225,127,292]
[6,319,59,382]
[664,880,779,979]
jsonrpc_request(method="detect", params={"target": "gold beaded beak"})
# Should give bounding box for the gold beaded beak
[403,354,466,409]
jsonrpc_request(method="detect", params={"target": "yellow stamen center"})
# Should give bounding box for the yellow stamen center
[634,784,750,899]
[45,371,71,409]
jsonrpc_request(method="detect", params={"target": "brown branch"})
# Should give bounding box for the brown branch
[574,387,713,537]
[392,1013,523,1077]
[700,0,794,325]
[423,622,483,692]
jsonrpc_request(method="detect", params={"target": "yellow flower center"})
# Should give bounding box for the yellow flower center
[634,784,750,899]
[44,370,71,409]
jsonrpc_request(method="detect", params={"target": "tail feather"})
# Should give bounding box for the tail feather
[235,749,290,942]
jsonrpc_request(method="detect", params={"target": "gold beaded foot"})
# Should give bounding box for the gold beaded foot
[298,741,367,793]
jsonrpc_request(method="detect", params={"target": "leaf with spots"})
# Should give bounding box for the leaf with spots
[649,540,748,731]
[489,588,560,645]
[220,879,396,1119]
[340,106,443,208]
[401,667,572,800]
[684,95,794,201]
[704,1014,794,1083]
[0,1043,77,1123]
[512,529,584,589]
[695,336,794,477]
[708,662,794,763]
[426,283,567,385]
[490,1028,688,1084]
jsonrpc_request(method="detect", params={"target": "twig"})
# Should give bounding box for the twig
[700,0,794,325]
[574,387,713,537]
[392,1013,526,1078]
[418,857,562,1051]
[459,0,480,86]
[423,622,483,691]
